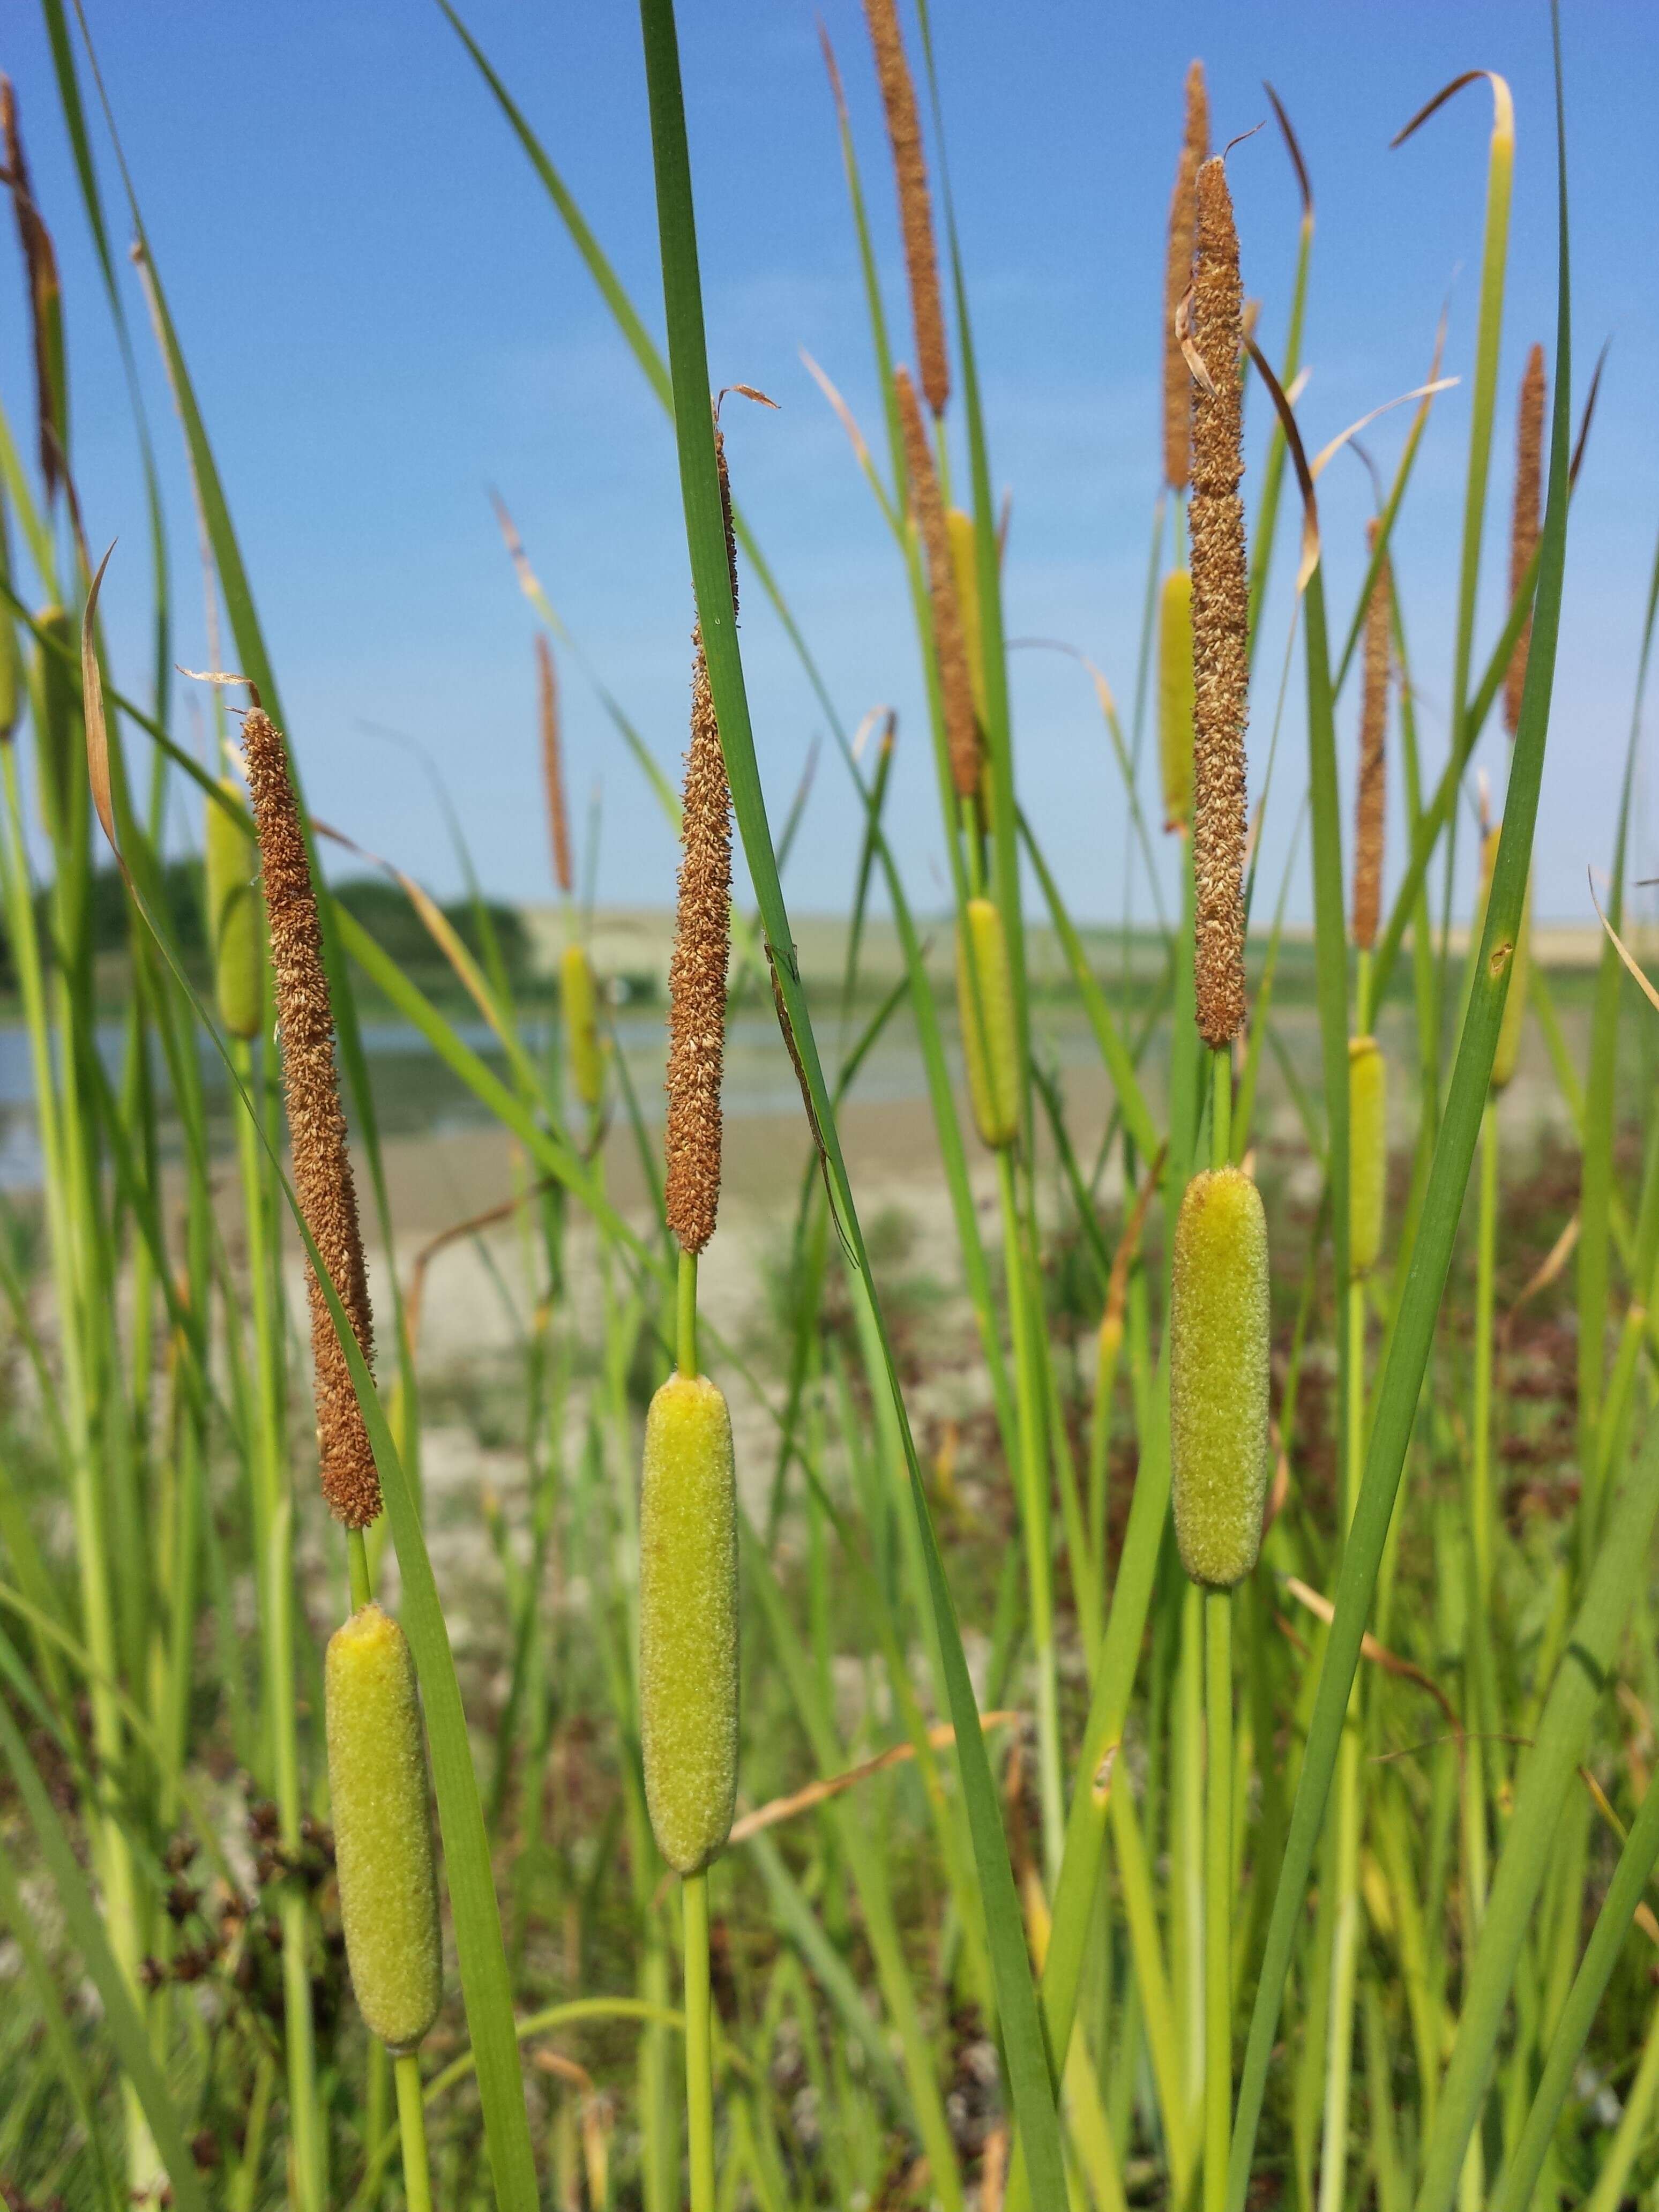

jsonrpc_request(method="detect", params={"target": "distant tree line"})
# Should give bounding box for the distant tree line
[0,864,533,995]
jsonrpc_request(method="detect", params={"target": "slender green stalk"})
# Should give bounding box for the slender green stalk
[394,2051,435,2212]
[677,1248,699,1378]
[1203,1588,1232,2212]
[995,1146,1063,1880]
[682,1870,716,2212]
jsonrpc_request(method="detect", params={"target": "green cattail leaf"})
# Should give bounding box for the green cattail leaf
[1171,1168,1271,1588]
[1158,567,1195,832]
[1348,1036,1386,1276]
[326,1604,443,2053]
[955,895,1018,1149]
[204,777,263,1041]
[640,1372,738,1875]
[561,940,604,1108]
[1479,824,1532,1090]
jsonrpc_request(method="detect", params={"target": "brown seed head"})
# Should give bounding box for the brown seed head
[1351,520,1391,953]
[1188,156,1248,1048]
[1505,343,1545,738]
[240,709,379,1528]
[895,367,981,799]
[863,0,950,417]
[1,79,65,503]
[666,424,737,1258]
[537,633,573,898]
[1162,63,1209,490]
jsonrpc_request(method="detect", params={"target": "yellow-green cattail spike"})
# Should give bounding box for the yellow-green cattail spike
[946,506,988,731]
[1479,825,1533,1093]
[640,1373,738,1875]
[325,1604,443,2053]
[955,895,1019,1150]
[205,780,264,1041]
[34,605,78,845]
[1348,1036,1386,1278]
[1170,1167,1271,1589]
[562,940,604,1110]
[1158,569,1195,833]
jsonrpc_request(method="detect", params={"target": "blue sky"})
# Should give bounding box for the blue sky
[5,1,1659,929]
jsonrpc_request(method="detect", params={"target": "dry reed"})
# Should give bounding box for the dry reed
[1351,519,1391,953]
[241,707,380,1529]
[1188,155,1249,1049]
[1505,342,1545,737]
[895,366,980,799]
[863,0,950,417]
[1162,61,1209,490]
[665,420,737,1258]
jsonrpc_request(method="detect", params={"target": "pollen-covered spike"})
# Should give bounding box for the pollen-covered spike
[1189,157,1249,1049]
[1505,345,1546,738]
[1161,62,1209,490]
[666,421,737,1258]
[1159,568,1195,833]
[863,0,950,417]
[639,1373,739,1875]
[955,895,1019,1150]
[537,631,573,898]
[1170,1167,1271,1589]
[205,779,264,1042]
[1348,1036,1387,1278]
[325,1604,443,2053]
[241,708,380,1530]
[896,369,981,799]
[1351,522,1391,953]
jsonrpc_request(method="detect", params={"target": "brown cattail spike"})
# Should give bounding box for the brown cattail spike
[1162,62,1209,491]
[537,633,573,898]
[1188,156,1249,1049]
[1351,520,1391,953]
[1505,344,1546,738]
[665,421,736,1258]
[895,368,981,800]
[863,0,950,417]
[241,709,380,1529]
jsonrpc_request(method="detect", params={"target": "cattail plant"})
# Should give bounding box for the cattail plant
[863,0,948,418]
[1505,344,1546,737]
[1162,61,1209,493]
[1159,567,1196,832]
[1187,154,1249,1059]
[1170,1169,1271,1590]
[896,365,980,807]
[240,706,381,1540]
[1349,523,1390,1275]
[955,894,1018,1149]
[325,1603,441,2210]
[1175,139,1261,2212]
[204,778,264,1043]
[647,400,742,2212]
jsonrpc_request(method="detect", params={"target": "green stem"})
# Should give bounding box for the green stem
[393,2049,434,2212]
[995,1146,1063,1880]
[1204,1588,1233,2212]
[347,1526,371,1614]
[1212,1048,1231,1171]
[1471,1099,1499,1605]
[677,1247,699,1379]
[682,1869,715,2212]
